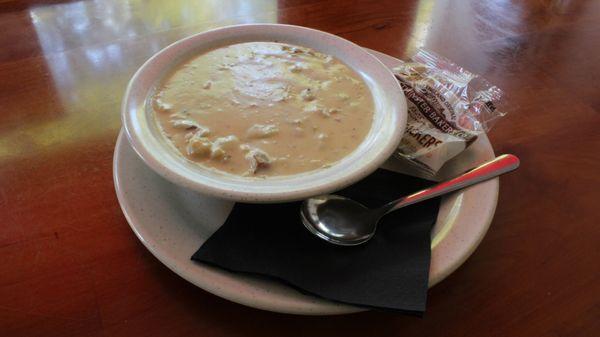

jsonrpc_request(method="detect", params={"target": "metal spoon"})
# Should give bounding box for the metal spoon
[301,154,520,246]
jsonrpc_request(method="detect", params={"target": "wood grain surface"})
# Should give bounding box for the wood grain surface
[1,0,599,336]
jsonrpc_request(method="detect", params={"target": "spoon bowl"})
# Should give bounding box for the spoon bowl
[301,195,378,246]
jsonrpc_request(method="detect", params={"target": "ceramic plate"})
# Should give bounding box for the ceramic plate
[113,50,498,315]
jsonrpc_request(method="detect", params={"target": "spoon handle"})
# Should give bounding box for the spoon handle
[384,154,520,213]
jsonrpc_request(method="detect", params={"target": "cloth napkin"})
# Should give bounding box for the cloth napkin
[192,169,440,314]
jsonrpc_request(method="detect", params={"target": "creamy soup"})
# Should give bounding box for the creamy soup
[152,42,374,176]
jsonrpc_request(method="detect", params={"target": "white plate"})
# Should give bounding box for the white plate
[113,50,498,315]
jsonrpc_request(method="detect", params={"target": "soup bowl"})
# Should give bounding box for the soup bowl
[122,24,407,202]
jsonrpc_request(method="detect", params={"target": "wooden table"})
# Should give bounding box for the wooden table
[1,0,599,336]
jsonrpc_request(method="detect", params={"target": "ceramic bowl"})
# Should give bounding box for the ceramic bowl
[122,24,407,202]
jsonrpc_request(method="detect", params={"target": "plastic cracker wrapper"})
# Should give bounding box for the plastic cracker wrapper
[391,49,508,180]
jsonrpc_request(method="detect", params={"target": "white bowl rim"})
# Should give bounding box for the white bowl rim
[122,23,407,202]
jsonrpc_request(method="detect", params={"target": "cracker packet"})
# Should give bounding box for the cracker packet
[392,49,508,180]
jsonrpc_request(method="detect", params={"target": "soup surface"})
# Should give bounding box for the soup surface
[152,42,374,176]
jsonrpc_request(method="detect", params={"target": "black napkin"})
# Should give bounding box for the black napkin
[192,169,440,314]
